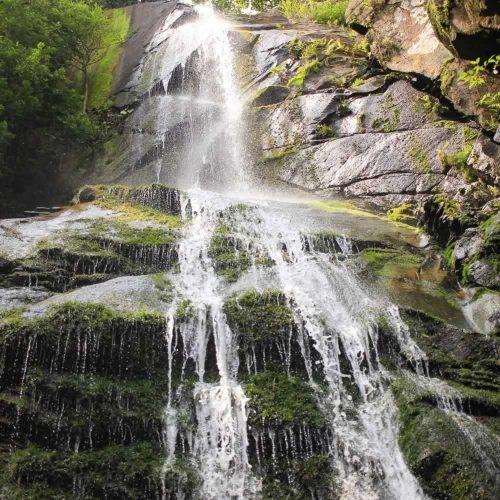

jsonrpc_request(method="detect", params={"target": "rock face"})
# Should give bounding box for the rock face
[346,0,500,130]
[347,0,452,78]
[236,6,498,303]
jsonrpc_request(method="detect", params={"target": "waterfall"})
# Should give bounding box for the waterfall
[3,3,495,500]
[128,3,248,191]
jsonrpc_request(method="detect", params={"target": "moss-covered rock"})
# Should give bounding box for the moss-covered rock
[245,371,324,429]
[392,374,499,500]
[0,302,169,383]
[74,183,183,219]
[0,442,165,499]
[224,289,294,346]
[209,212,273,282]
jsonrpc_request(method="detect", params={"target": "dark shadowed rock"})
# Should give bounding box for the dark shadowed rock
[77,187,97,203]
[251,85,290,107]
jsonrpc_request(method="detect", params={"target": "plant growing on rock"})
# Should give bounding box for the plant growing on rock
[458,55,500,89]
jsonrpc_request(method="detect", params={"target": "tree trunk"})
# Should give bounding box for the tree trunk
[82,68,89,114]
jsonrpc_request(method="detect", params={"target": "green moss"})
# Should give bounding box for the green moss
[315,124,336,139]
[309,199,383,219]
[76,184,183,228]
[413,94,441,117]
[371,95,400,132]
[224,289,294,346]
[440,58,456,93]
[432,193,463,220]
[27,370,168,419]
[259,146,297,163]
[392,374,498,500]
[426,0,453,46]
[209,217,272,282]
[245,371,324,428]
[4,442,165,498]
[386,203,416,224]
[358,248,422,278]
[209,225,251,283]
[175,299,195,322]
[0,302,164,342]
[87,8,131,109]
[261,454,336,500]
[480,213,500,251]
[438,127,479,182]
[90,220,177,246]
[409,136,432,173]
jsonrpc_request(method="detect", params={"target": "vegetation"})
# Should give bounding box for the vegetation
[281,0,349,24]
[0,0,130,215]
[315,124,336,139]
[392,373,499,499]
[386,203,416,225]
[437,127,478,182]
[224,289,295,345]
[245,371,324,427]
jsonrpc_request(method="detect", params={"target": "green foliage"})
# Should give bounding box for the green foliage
[281,0,348,25]
[314,1,349,24]
[478,92,500,130]
[351,77,364,88]
[0,0,129,212]
[86,8,130,109]
[458,55,499,89]
[245,371,324,427]
[288,60,323,88]
[316,124,336,139]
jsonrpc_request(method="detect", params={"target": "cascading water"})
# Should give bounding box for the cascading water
[39,3,494,499]
[127,4,247,191]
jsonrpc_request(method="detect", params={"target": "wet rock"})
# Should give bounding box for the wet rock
[251,85,290,107]
[0,287,52,311]
[0,256,14,274]
[251,31,295,87]
[349,74,388,94]
[272,126,464,201]
[392,374,499,500]
[494,127,500,144]
[451,228,483,266]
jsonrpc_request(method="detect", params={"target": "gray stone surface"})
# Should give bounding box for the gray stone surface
[452,228,484,265]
